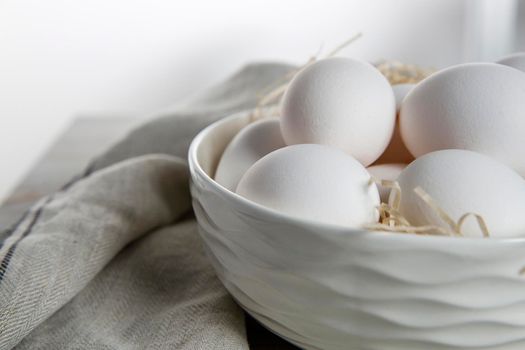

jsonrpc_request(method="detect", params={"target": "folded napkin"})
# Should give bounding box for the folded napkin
[0,62,294,350]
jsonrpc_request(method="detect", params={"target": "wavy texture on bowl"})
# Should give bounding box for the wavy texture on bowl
[188,110,525,350]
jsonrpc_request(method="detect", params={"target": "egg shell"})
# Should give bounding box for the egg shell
[367,163,405,203]
[281,57,396,166]
[393,149,525,238]
[400,63,525,176]
[496,52,525,73]
[215,118,285,191]
[236,144,380,228]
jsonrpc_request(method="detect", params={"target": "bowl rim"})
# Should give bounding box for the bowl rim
[188,110,525,244]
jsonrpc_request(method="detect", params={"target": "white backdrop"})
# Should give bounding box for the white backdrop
[0,0,518,200]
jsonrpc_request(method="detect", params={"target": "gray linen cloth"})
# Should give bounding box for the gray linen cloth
[0,62,294,350]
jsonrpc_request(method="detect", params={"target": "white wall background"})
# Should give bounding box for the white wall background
[0,0,519,200]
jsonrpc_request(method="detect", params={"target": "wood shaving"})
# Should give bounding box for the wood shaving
[364,180,490,238]
[375,60,434,85]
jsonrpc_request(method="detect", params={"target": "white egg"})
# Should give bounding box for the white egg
[281,57,396,166]
[393,149,525,238]
[392,83,415,113]
[236,144,380,228]
[496,52,525,73]
[367,163,405,203]
[215,118,285,191]
[400,63,525,176]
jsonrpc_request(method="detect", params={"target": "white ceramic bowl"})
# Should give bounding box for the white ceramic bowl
[189,110,525,350]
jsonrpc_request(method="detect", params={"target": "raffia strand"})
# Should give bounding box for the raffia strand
[367,180,490,239]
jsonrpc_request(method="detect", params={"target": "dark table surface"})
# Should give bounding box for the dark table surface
[0,116,299,350]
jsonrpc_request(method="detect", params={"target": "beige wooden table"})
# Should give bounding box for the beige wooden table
[0,116,298,350]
